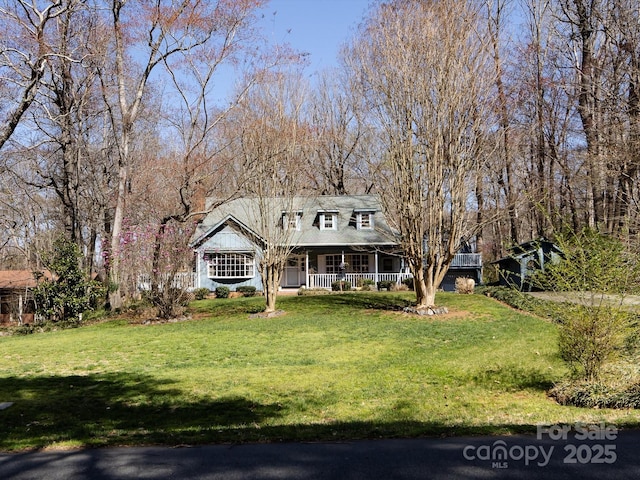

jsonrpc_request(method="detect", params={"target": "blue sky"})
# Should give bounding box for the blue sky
[258,0,373,74]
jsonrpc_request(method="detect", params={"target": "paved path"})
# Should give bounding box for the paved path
[527,291,640,308]
[1,428,639,479]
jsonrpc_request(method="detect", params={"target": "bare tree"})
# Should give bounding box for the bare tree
[234,68,310,313]
[97,0,268,308]
[30,0,103,253]
[484,0,520,249]
[306,69,368,195]
[0,0,72,151]
[346,0,493,307]
[0,0,112,272]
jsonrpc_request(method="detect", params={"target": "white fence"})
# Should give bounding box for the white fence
[138,272,197,292]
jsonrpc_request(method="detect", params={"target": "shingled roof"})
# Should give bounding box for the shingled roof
[0,270,53,289]
[190,195,399,249]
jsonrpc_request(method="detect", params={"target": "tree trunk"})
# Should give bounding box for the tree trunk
[263,264,280,313]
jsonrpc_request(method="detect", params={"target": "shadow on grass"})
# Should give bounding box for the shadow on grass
[0,371,563,452]
[0,373,284,451]
[3,372,640,453]
[470,365,555,392]
[284,292,414,312]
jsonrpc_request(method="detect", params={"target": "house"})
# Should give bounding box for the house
[0,270,52,324]
[189,195,482,292]
[494,239,562,291]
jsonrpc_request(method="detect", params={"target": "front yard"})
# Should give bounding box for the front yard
[0,292,638,451]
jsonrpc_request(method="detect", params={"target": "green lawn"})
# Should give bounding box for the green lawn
[0,292,637,451]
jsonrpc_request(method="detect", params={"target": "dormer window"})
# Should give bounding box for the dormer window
[358,212,373,229]
[283,211,302,231]
[319,210,338,230]
[355,210,374,230]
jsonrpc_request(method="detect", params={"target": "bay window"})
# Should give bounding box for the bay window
[207,252,255,278]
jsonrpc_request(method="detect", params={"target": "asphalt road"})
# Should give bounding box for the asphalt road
[1,427,640,479]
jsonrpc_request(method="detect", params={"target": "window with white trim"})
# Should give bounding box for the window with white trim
[283,212,301,231]
[357,212,373,230]
[207,253,255,278]
[320,213,337,230]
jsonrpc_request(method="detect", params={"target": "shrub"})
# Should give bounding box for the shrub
[455,277,475,294]
[550,375,640,409]
[556,304,631,381]
[236,286,257,297]
[193,288,210,300]
[148,287,191,319]
[536,228,640,380]
[215,286,230,298]
[478,286,558,320]
[358,278,376,291]
[390,283,408,291]
[331,280,352,291]
[377,280,394,291]
[402,277,414,290]
[298,287,332,296]
[33,237,105,325]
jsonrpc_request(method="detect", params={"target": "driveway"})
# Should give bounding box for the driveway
[527,291,640,308]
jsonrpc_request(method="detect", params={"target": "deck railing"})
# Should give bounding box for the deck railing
[449,253,483,268]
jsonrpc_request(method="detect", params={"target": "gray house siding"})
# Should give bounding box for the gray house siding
[195,224,264,291]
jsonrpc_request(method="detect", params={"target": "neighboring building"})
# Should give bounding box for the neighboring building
[0,270,52,324]
[189,195,483,292]
[494,239,563,291]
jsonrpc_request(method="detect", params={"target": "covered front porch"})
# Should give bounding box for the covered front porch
[281,248,409,290]
[281,251,484,291]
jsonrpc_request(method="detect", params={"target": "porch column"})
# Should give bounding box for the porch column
[374,251,379,285]
[305,251,309,288]
[195,249,201,289]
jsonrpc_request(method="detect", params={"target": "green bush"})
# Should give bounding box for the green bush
[193,288,210,300]
[550,377,640,409]
[236,286,257,297]
[32,237,105,325]
[358,278,376,291]
[331,280,352,291]
[537,228,640,380]
[377,280,394,291]
[215,286,230,298]
[402,277,414,290]
[297,287,332,296]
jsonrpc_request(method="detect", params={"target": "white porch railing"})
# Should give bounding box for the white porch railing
[138,272,197,291]
[308,273,413,290]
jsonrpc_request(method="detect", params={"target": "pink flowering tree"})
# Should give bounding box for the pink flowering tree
[111,217,197,318]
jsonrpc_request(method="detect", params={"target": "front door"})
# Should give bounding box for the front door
[284,255,305,287]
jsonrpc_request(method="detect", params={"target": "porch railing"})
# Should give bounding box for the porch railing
[308,272,413,290]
